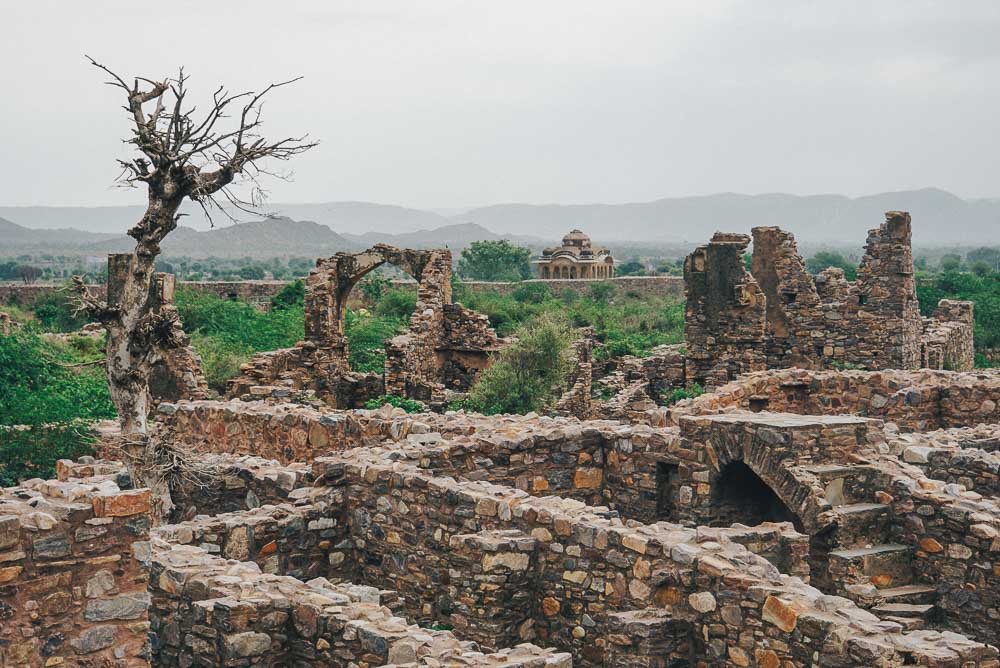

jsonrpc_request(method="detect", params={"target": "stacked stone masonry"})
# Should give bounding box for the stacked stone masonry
[226,245,504,408]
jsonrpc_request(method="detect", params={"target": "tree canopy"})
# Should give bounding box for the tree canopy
[457,240,532,281]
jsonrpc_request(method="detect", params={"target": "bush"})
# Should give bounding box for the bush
[271,279,305,310]
[374,288,417,320]
[661,383,704,406]
[32,287,91,332]
[511,282,551,304]
[344,310,406,373]
[464,312,574,415]
[0,423,97,487]
[0,328,114,426]
[363,395,425,413]
[360,273,391,302]
[589,281,616,303]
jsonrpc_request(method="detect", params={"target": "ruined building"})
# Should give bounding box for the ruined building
[593,212,975,410]
[4,363,1000,667]
[1,213,995,668]
[538,230,615,279]
[227,245,504,407]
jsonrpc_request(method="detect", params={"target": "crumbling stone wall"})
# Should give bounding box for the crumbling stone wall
[671,368,1000,432]
[687,213,974,379]
[149,538,568,667]
[310,448,995,667]
[228,245,502,407]
[683,233,767,388]
[922,299,976,371]
[0,467,152,667]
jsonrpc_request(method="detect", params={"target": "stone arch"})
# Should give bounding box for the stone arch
[303,245,453,366]
[701,427,832,537]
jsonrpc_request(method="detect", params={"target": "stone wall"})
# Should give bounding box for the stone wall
[683,232,767,388]
[671,368,1000,432]
[227,245,503,407]
[149,538,568,667]
[0,280,288,311]
[310,448,995,667]
[0,467,152,667]
[671,213,976,392]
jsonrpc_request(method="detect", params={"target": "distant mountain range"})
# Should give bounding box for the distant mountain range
[0,215,541,258]
[1,188,998,257]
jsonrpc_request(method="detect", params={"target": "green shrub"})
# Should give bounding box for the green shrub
[344,310,409,373]
[0,328,114,426]
[511,283,551,304]
[589,281,616,303]
[661,383,704,406]
[0,423,97,487]
[374,288,417,320]
[360,273,391,302]
[363,395,425,413]
[464,312,574,415]
[32,287,90,332]
[271,279,305,310]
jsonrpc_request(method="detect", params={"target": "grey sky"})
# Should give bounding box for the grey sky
[3,0,999,209]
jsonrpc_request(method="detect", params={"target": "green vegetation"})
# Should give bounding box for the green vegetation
[454,281,684,358]
[661,383,704,406]
[175,286,411,389]
[917,270,1000,354]
[805,251,858,280]
[457,240,532,281]
[0,327,114,484]
[363,395,425,413]
[460,313,575,415]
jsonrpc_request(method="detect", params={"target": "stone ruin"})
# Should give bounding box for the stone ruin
[3,213,997,668]
[226,245,504,408]
[586,212,975,419]
[5,364,1000,667]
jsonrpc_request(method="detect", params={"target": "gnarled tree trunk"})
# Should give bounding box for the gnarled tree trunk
[74,58,315,521]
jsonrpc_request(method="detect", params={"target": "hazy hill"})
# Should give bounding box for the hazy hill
[342,222,545,249]
[456,188,1000,245]
[0,201,451,236]
[3,188,999,249]
[84,218,362,258]
[0,216,116,247]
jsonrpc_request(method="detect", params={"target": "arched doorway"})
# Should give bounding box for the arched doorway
[709,461,803,530]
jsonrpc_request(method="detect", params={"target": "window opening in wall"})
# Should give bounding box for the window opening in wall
[858,293,868,305]
[782,292,796,304]
[656,462,680,520]
[748,397,769,412]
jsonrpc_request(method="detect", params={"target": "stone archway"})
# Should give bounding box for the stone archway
[302,244,452,368]
[709,461,802,530]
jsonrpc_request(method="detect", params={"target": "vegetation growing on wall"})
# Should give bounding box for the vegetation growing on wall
[461,312,575,415]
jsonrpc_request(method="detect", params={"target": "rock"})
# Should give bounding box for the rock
[223,632,272,658]
[688,591,716,613]
[69,626,117,655]
[761,596,798,632]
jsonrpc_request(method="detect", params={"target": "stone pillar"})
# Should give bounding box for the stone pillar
[683,233,767,387]
[856,211,922,369]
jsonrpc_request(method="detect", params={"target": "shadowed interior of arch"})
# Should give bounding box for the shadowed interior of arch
[710,460,804,531]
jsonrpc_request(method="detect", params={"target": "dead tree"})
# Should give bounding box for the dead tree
[74,57,316,518]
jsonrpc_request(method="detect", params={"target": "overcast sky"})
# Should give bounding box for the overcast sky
[2,1,999,209]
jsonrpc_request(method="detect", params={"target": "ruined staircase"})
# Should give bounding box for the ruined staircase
[807,464,941,631]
